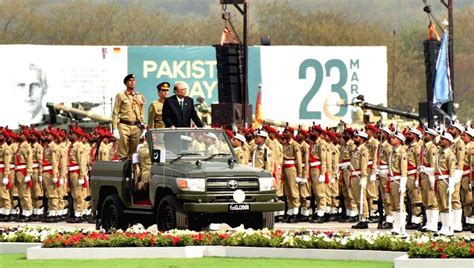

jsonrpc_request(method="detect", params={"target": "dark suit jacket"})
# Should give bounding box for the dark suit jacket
[162,95,204,128]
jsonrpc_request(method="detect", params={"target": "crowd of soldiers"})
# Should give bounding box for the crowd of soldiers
[227,121,474,235]
[0,125,118,223]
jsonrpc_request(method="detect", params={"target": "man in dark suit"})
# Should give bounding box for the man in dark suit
[162,82,204,128]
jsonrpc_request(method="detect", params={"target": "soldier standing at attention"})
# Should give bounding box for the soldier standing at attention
[350,130,370,229]
[29,129,44,221]
[231,133,248,164]
[66,127,87,223]
[251,130,274,174]
[405,127,423,229]
[281,127,303,223]
[148,82,170,129]
[365,124,380,222]
[15,129,34,222]
[0,131,12,222]
[112,74,146,160]
[460,127,474,231]
[376,126,394,229]
[339,127,357,223]
[41,130,61,222]
[295,129,311,221]
[448,123,465,232]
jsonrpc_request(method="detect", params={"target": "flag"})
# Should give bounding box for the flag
[255,90,263,124]
[433,31,452,107]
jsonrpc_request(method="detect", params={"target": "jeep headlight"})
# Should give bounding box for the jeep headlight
[176,178,205,192]
[258,177,275,191]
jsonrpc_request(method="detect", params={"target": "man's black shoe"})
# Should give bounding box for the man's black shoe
[377,222,392,230]
[310,215,325,223]
[405,223,421,230]
[352,221,369,229]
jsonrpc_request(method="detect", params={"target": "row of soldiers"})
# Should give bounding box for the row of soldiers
[227,122,473,235]
[0,125,118,223]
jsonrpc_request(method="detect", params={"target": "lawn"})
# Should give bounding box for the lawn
[1,254,392,268]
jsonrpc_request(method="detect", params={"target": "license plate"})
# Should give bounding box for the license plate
[228,203,250,212]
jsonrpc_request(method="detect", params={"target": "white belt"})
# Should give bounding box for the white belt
[367,161,373,165]
[351,171,361,176]
[68,166,80,171]
[310,161,321,167]
[436,175,449,180]
[16,165,26,170]
[407,169,417,175]
[462,170,471,176]
[388,176,401,181]
[43,166,52,171]
[32,163,39,168]
[283,160,295,165]
[301,164,305,167]
[379,165,388,170]
[0,164,4,168]
[339,162,351,169]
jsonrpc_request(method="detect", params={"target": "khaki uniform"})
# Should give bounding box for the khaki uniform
[298,141,311,212]
[42,141,61,213]
[420,141,439,209]
[234,146,247,164]
[377,139,393,219]
[251,143,274,173]
[0,143,12,214]
[31,142,44,215]
[388,146,408,212]
[461,141,473,222]
[137,142,151,190]
[309,137,329,217]
[340,139,357,215]
[272,138,283,197]
[112,91,145,160]
[58,141,69,212]
[15,141,34,214]
[191,140,206,155]
[451,136,465,211]
[406,141,423,220]
[98,141,112,161]
[327,142,340,212]
[282,139,302,214]
[365,136,380,214]
[68,141,87,216]
[9,142,19,209]
[435,147,456,213]
[242,142,251,166]
[148,99,165,129]
[350,143,369,219]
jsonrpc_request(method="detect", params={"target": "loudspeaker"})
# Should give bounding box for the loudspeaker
[211,103,252,125]
[423,40,441,101]
[214,44,243,103]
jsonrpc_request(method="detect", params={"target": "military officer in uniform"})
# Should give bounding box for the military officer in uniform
[449,123,465,232]
[112,74,146,160]
[148,82,170,129]
[350,130,370,229]
[326,130,340,221]
[66,127,87,223]
[0,131,12,221]
[30,130,44,221]
[41,130,61,222]
[387,130,408,235]
[377,126,394,229]
[460,127,473,231]
[15,129,34,222]
[435,131,457,236]
[365,124,380,221]
[405,127,423,229]
[281,127,302,223]
[296,129,311,221]
[231,133,248,164]
[339,127,358,222]
[251,130,274,174]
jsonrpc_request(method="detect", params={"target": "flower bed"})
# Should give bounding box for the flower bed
[2,225,473,259]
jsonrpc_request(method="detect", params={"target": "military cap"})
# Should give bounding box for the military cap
[424,127,438,137]
[326,130,337,140]
[451,122,464,133]
[354,130,368,139]
[156,82,170,91]
[234,133,246,143]
[381,126,392,135]
[465,127,474,138]
[440,130,454,143]
[408,126,422,138]
[123,73,135,84]
[312,125,324,134]
[365,124,379,133]
[392,130,406,142]
[255,130,268,138]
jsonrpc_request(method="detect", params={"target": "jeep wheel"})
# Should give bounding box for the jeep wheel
[157,195,188,231]
[262,211,275,229]
[245,212,275,229]
[101,194,127,231]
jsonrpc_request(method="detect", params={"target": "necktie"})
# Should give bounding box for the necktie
[179,101,184,111]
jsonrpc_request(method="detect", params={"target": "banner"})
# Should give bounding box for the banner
[0,45,127,127]
[260,46,387,126]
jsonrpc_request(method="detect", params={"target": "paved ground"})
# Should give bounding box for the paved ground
[1,221,473,236]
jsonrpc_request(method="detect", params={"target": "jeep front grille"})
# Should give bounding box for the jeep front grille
[206,177,259,192]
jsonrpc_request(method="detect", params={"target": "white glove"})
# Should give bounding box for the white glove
[132,153,139,164]
[298,179,307,185]
[39,176,43,183]
[414,178,419,188]
[359,178,367,187]
[2,177,8,186]
[417,166,426,173]
[113,129,120,139]
[52,177,58,184]
[448,177,456,195]
[369,173,377,182]
[454,169,463,183]
[78,178,85,185]
[318,175,325,183]
[399,177,407,193]
[61,178,66,185]
[140,130,147,139]
[295,177,303,184]
[429,176,436,190]
[379,169,389,177]
[24,176,31,183]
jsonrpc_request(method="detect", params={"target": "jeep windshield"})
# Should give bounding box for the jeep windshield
[149,129,233,162]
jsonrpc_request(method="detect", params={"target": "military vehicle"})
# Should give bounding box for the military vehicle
[90,128,284,231]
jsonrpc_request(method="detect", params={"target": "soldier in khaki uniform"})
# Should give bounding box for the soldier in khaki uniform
[112,74,146,160]
[387,131,408,235]
[325,130,340,221]
[0,131,12,221]
[295,129,311,221]
[57,130,70,220]
[281,127,302,223]
[308,125,330,223]
[376,127,394,229]
[339,128,358,222]
[405,127,423,229]
[98,134,113,161]
[435,131,457,236]
[29,130,44,221]
[15,130,34,222]
[365,124,380,221]
[8,131,20,221]
[350,130,370,229]
[66,127,87,223]
[251,130,274,174]
[460,127,473,231]
[148,82,170,129]
[137,137,151,191]
[41,130,61,222]
[231,133,248,164]
[419,127,439,232]
[449,123,465,232]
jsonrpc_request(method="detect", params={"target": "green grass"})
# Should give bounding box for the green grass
[1,254,392,268]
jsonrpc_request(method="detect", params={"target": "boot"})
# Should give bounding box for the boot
[406,215,422,230]
[420,209,432,232]
[453,209,463,233]
[438,213,453,236]
[391,212,400,234]
[351,221,368,229]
